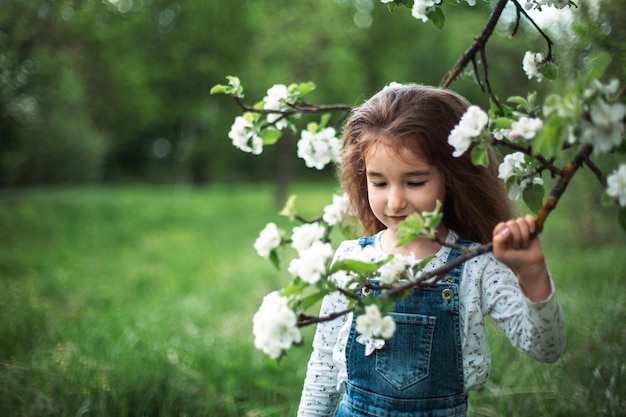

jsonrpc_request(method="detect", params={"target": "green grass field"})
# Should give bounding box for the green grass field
[1,183,624,416]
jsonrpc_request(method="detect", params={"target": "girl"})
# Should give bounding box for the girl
[297,85,565,417]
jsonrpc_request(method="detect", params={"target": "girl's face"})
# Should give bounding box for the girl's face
[365,140,447,239]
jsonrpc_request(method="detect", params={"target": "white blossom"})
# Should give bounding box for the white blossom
[522,51,544,82]
[584,79,620,99]
[263,84,291,130]
[378,253,415,285]
[322,193,351,226]
[287,241,334,284]
[411,0,440,22]
[252,291,302,359]
[607,165,626,207]
[448,105,489,157]
[291,222,326,253]
[498,152,526,183]
[498,152,543,200]
[508,177,544,201]
[228,114,263,155]
[253,222,282,258]
[297,127,341,170]
[355,304,396,340]
[579,98,626,154]
[509,116,544,140]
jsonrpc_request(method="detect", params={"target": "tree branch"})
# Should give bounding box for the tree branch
[535,144,594,233]
[440,0,509,88]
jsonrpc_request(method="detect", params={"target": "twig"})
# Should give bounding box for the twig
[535,144,594,233]
[497,140,563,176]
[440,0,508,88]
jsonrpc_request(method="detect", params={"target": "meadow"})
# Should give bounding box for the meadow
[0,182,624,416]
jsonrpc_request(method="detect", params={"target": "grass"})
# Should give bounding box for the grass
[0,183,625,416]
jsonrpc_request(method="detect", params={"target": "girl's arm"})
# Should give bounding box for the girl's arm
[297,291,347,416]
[492,215,552,302]
[487,215,565,363]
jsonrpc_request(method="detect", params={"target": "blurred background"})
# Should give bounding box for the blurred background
[1,0,625,416]
[2,0,622,190]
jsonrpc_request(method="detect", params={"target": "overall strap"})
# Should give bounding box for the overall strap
[443,238,473,282]
[358,235,376,249]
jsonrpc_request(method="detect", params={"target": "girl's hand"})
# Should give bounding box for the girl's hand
[492,215,552,302]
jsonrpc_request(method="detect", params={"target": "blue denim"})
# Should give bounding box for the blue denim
[335,237,471,417]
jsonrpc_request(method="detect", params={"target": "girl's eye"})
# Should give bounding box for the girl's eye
[371,182,387,188]
[408,181,425,187]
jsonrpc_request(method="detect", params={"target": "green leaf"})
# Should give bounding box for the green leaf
[210,84,230,95]
[299,291,326,310]
[295,82,316,98]
[541,61,558,81]
[507,95,528,109]
[281,278,308,297]
[279,195,298,219]
[587,50,612,81]
[532,116,563,157]
[210,76,243,97]
[428,7,445,29]
[396,213,425,247]
[318,113,332,130]
[542,94,562,117]
[329,258,387,275]
[493,117,513,130]
[261,128,282,145]
[523,182,545,214]
[471,144,490,167]
[269,249,281,270]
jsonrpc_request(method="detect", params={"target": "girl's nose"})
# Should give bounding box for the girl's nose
[387,187,407,211]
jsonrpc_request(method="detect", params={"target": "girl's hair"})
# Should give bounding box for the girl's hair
[340,84,515,244]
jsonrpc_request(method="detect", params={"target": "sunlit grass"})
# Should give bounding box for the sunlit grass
[0,183,624,416]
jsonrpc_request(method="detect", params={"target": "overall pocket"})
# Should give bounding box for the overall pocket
[375,312,436,390]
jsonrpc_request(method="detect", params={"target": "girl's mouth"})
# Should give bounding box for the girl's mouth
[389,215,407,222]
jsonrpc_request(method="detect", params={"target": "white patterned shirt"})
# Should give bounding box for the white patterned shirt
[297,230,565,416]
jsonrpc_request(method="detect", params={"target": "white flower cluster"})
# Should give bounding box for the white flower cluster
[577,79,626,154]
[498,152,544,200]
[523,51,544,82]
[524,0,570,10]
[322,193,351,226]
[288,241,334,284]
[290,222,326,253]
[508,116,544,140]
[228,84,294,156]
[263,84,292,130]
[380,0,475,23]
[229,113,263,155]
[297,127,341,170]
[355,304,396,340]
[253,222,282,259]
[253,291,302,359]
[448,105,489,157]
[378,253,415,285]
[607,165,626,208]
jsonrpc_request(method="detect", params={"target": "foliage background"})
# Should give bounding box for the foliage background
[6,0,623,188]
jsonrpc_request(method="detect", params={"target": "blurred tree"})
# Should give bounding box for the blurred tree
[0,0,108,185]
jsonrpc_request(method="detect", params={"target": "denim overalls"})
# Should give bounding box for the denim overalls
[335,236,470,417]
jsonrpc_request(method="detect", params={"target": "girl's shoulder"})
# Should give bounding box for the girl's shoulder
[334,231,386,264]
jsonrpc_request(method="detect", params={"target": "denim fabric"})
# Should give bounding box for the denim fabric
[336,238,471,417]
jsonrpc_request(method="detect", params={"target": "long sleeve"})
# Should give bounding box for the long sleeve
[297,290,350,416]
[479,257,566,363]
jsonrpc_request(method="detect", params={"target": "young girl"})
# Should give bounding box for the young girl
[297,84,565,417]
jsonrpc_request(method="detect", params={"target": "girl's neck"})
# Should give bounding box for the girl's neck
[380,227,448,258]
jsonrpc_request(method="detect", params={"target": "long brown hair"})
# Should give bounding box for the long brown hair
[340,84,515,244]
